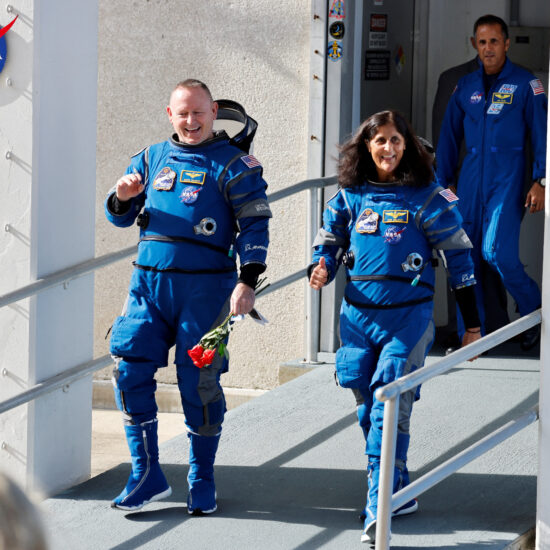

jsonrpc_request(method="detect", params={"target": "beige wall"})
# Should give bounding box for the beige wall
[94,0,312,390]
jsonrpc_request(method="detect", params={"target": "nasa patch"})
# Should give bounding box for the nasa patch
[180,186,201,204]
[355,208,379,234]
[383,226,406,245]
[153,167,176,190]
[0,15,18,75]
[470,91,483,104]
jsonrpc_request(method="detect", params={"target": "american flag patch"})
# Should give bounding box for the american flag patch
[530,79,545,96]
[439,188,458,202]
[241,154,262,169]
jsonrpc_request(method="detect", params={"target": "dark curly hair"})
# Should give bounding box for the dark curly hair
[338,110,434,188]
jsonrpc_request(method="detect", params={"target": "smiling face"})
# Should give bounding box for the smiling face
[366,123,406,181]
[474,23,509,75]
[167,86,218,145]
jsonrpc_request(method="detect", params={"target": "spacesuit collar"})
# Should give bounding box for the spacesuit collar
[367,178,403,187]
[169,130,229,150]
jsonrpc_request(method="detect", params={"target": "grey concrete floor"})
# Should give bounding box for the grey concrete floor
[47,355,539,550]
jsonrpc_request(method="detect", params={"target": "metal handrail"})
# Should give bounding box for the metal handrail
[0,176,337,311]
[0,176,335,415]
[373,308,542,549]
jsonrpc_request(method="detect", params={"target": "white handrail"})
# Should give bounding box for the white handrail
[374,308,542,550]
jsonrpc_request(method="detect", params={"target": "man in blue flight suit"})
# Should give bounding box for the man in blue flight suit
[436,14,548,350]
[105,79,271,514]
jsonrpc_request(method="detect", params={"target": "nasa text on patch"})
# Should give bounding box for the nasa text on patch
[383,210,409,224]
[180,170,206,185]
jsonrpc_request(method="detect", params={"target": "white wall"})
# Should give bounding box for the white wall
[0,0,34,488]
[0,0,98,494]
[94,0,312,390]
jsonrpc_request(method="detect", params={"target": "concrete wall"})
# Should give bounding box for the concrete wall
[94,0,312,390]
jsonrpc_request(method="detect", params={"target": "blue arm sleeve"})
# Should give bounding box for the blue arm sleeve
[224,166,271,266]
[311,190,350,284]
[524,79,548,180]
[420,188,476,289]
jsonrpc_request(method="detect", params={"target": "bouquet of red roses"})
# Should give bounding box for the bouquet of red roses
[187,312,233,368]
[187,278,269,369]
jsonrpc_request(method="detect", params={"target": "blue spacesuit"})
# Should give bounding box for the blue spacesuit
[105,130,271,512]
[311,179,476,535]
[436,58,547,335]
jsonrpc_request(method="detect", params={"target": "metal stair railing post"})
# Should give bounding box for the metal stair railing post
[376,394,400,549]
[372,309,541,550]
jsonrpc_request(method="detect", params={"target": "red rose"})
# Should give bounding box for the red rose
[202,349,216,366]
[188,344,205,367]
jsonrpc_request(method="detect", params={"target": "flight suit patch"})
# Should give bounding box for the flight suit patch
[487,103,504,115]
[383,226,406,244]
[492,92,513,104]
[153,167,176,190]
[180,186,201,204]
[356,208,379,234]
[383,210,408,224]
[180,170,206,185]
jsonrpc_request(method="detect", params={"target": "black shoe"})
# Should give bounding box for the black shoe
[521,325,540,351]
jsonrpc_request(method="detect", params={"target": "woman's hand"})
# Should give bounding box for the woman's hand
[461,327,481,362]
[309,257,329,290]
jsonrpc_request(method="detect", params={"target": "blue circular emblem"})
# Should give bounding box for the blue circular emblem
[180,186,200,204]
[0,31,7,74]
[470,91,483,104]
[383,225,405,245]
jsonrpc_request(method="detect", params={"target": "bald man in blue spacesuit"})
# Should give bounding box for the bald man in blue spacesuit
[105,79,271,514]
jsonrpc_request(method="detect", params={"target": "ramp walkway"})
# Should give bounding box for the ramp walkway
[44,353,539,549]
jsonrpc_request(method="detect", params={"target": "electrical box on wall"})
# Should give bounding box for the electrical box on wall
[508,26,550,88]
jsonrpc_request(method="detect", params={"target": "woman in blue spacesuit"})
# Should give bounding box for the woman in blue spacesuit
[309,110,481,543]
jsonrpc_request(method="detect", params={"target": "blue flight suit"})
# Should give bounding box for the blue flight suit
[312,181,475,462]
[105,132,271,435]
[436,58,547,335]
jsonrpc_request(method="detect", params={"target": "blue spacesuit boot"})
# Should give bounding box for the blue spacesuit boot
[112,419,172,511]
[361,457,418,544]
[187,433,220,515]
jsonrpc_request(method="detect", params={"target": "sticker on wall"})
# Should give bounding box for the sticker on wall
[329,21,345,40]
[394,45,405,75]
[0,15,18,75]
[329,0,345,19]
[370,13,387,32]
[365,50,390,80]
[369,31,387,49]
[327,40,343,62]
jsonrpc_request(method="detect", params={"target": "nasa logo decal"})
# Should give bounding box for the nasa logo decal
[0,15,19,75]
